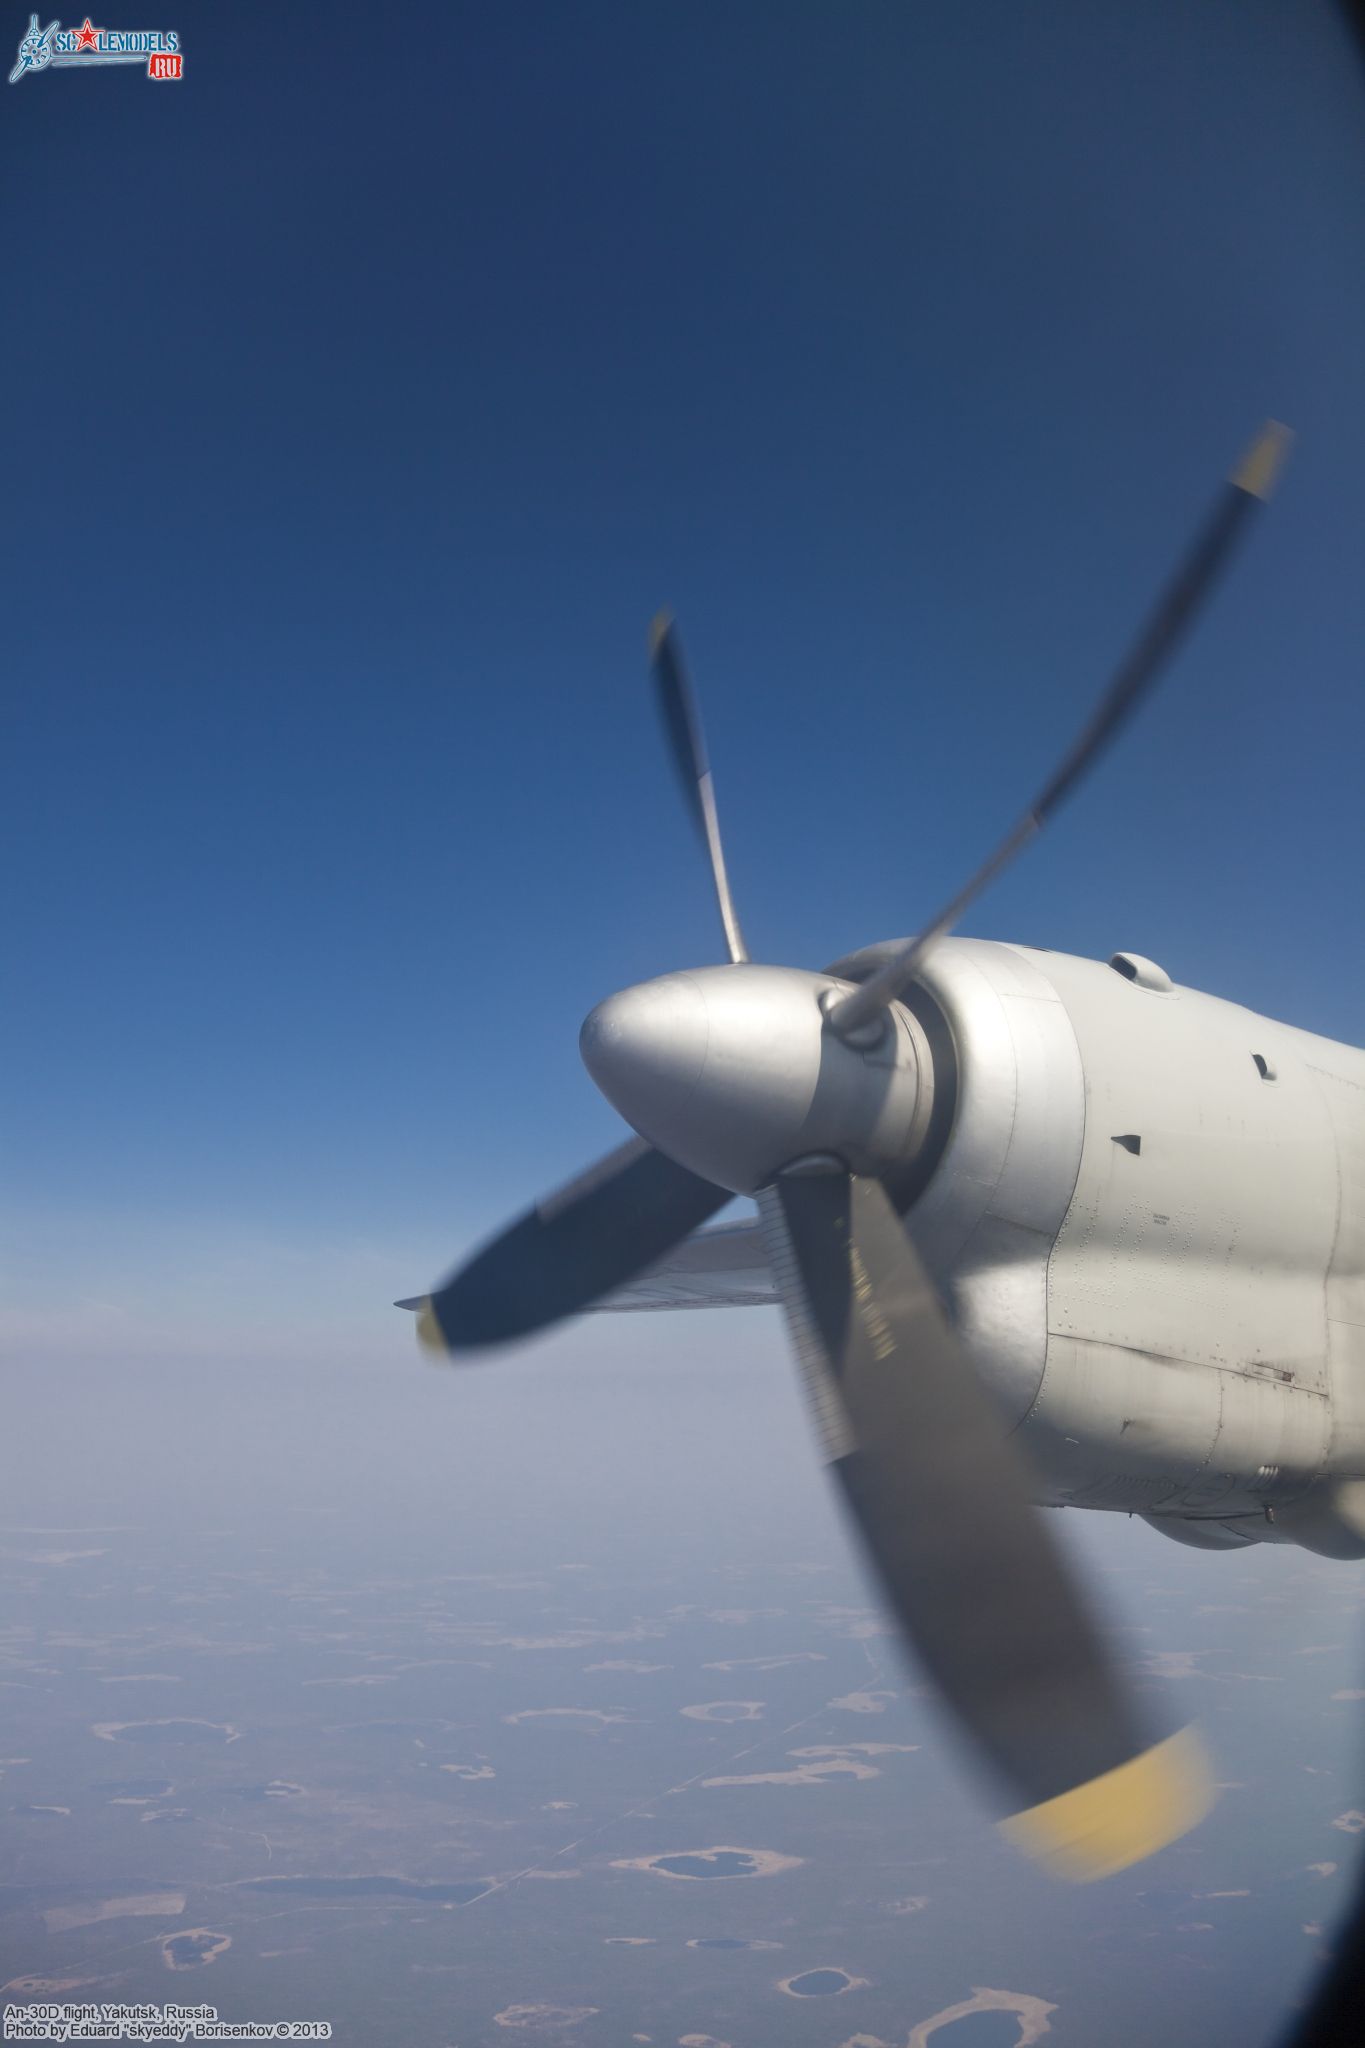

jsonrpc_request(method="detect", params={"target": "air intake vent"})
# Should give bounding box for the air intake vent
[1108,952,1173,993]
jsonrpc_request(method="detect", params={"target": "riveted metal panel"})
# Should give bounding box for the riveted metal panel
[1038,951,1337,1344]
[1021,1332,1222,1508]
[1306,1062,1365,1473]
[1025,948,1353,1497]
[902,939,1087,1429]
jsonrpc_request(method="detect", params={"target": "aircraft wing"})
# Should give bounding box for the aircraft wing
[587,1216,776,1312]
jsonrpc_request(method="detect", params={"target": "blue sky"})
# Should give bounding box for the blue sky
[5,2,1364,1371]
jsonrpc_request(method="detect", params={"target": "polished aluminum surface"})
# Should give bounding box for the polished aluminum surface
[892,938,1088,1435]
[580,963,933,1197]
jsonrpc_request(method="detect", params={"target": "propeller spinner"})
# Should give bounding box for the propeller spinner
[404,423,1291,1878]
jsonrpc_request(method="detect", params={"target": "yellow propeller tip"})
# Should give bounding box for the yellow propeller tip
[414,1297,449,1358]
[1229,419,1294,502]
[649,609,674,655]
[998,1725,1214,1882]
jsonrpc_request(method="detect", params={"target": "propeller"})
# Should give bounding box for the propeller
[402,422,1291,1876]
[650,612,749,965]
[766,1170,1209,1877]
[825,419,1293,1038]
[411,1137,731,1353]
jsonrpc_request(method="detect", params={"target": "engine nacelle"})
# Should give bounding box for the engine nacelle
[829,935,1365,1551]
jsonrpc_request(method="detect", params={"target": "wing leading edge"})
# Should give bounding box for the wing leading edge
[589,1216,776,1312]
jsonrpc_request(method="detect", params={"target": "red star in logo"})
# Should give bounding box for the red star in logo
[74,18,99,52]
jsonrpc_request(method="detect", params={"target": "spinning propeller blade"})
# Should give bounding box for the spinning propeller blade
[769,1171,1210,1878]
[825,420,1293,1038]
[650,613,749,965]
[409,1137,731,1351]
